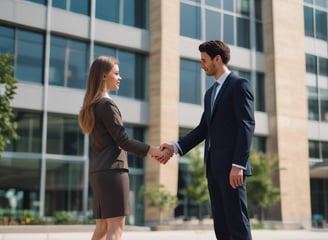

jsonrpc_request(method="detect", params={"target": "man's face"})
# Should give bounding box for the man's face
[200,52,216,76]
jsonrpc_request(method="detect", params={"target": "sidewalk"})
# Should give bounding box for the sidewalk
[0,225,328,240]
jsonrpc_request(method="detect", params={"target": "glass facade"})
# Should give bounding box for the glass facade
[49,35,89,89]
[304,1,328,40]
[96,0,148,29]
[0,25,44,84]
[180,0,263,51]
[52,0,90,15]
[306,54,328,122]
[179,58,265,112]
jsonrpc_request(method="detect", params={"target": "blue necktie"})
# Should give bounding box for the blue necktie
[211,82,219,112]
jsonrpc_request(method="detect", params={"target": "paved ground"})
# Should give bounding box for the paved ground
[1,228,328,240]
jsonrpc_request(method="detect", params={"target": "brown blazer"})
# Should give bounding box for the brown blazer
[89,97,150,173]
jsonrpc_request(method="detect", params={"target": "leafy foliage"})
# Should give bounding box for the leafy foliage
[181,145,210,221]
[0,53,18,159]
[247,151,280,222]
[140,184,178,224]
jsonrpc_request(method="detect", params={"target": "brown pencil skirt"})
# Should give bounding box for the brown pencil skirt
[89,169,129,219]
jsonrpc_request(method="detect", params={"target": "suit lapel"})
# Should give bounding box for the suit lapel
[210,72,232,119]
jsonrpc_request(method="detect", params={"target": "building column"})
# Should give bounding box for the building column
[145,0,180,224]
[263,0,311,228]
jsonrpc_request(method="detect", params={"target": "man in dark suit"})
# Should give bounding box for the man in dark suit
[162,40,255,240]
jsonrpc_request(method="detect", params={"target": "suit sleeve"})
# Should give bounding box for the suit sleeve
[100,100,150,157]
[178,111,208,156]
[232,78,255,167]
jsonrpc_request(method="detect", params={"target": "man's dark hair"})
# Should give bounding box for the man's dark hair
[198,40,231,64]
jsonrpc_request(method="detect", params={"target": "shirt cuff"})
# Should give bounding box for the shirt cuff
[232,164,246,170]
[172,142,183,155]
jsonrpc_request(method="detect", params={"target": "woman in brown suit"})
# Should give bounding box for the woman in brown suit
[79,56,168,240]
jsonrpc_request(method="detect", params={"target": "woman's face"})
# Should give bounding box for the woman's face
[103,64,122,92]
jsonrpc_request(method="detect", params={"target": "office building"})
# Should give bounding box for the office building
[0,0,327,228]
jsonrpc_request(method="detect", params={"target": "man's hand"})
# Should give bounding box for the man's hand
[229,166,243,189]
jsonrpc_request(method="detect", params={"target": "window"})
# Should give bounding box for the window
[206,9,221,40]
[180,59,201,104]
[309,140,320,158]
[319,57,328,77]
[94,44,147,100]
[96,0,147,29]
[49,35,89,89]
[24,0,46,4]
[252,136,266,152]
[96,0,119,23]
[206,0,220,8]
[306,54,317,74]
[237,17,250,48]
[45,160,84,215]
[5,110,42,153]
[16,30,44,84]
[52,0,90,15]
[47,113,84,156]
[316,10,327,40]
[0,26,45,84]
[0,25,14,54]
[0,158,41,213]
[308,86,319,120]
[223,14,234,45]
[125,126,146,168]
[304,6,315,37]
[180,3,201,39]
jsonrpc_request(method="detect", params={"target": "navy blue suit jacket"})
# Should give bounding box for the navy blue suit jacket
[178,72,255,176]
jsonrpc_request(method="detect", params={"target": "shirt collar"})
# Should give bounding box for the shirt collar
[215,69,231,85]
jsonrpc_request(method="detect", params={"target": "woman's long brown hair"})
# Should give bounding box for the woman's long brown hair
[78,56,119,134]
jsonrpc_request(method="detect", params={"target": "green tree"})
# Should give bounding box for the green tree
[181,145,210,222]
[140,184,178,225]
[247,151,280,222]
[0,53,18,159]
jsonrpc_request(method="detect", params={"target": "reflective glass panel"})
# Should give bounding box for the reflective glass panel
[251,136,266,152]
[0,25,14,54]
[94,44,116,58]
[206,0,221,8]
[319,57,328,77]
[237,18,250,48]
[206,10,221,40]
[180,59,201,104]
[0,158,41,213]
[180,3,201,39]
[256,22,263,52]
[45,160,84,215]
[236,0,250,16]
[5,110,42,153]
[47,113,84,155]
[304,7,314,37]
[71,0,89,15]
[49,35,89,89]
[24,0,46,4]
[315,0,328,8]
[96,0,119,23]
[306,54,317,74]
[308,86,319,120]
[117,51,135,98]
[123,0,147,28]
[16,30,44,84]
[315,10,327,40]
[223,0,234,11]
[309,140,320,158]
[52,0,66,9]
[223,14,234,45]
[320,88,328,122]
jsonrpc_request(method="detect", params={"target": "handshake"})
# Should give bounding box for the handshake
[148,143,175,164]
